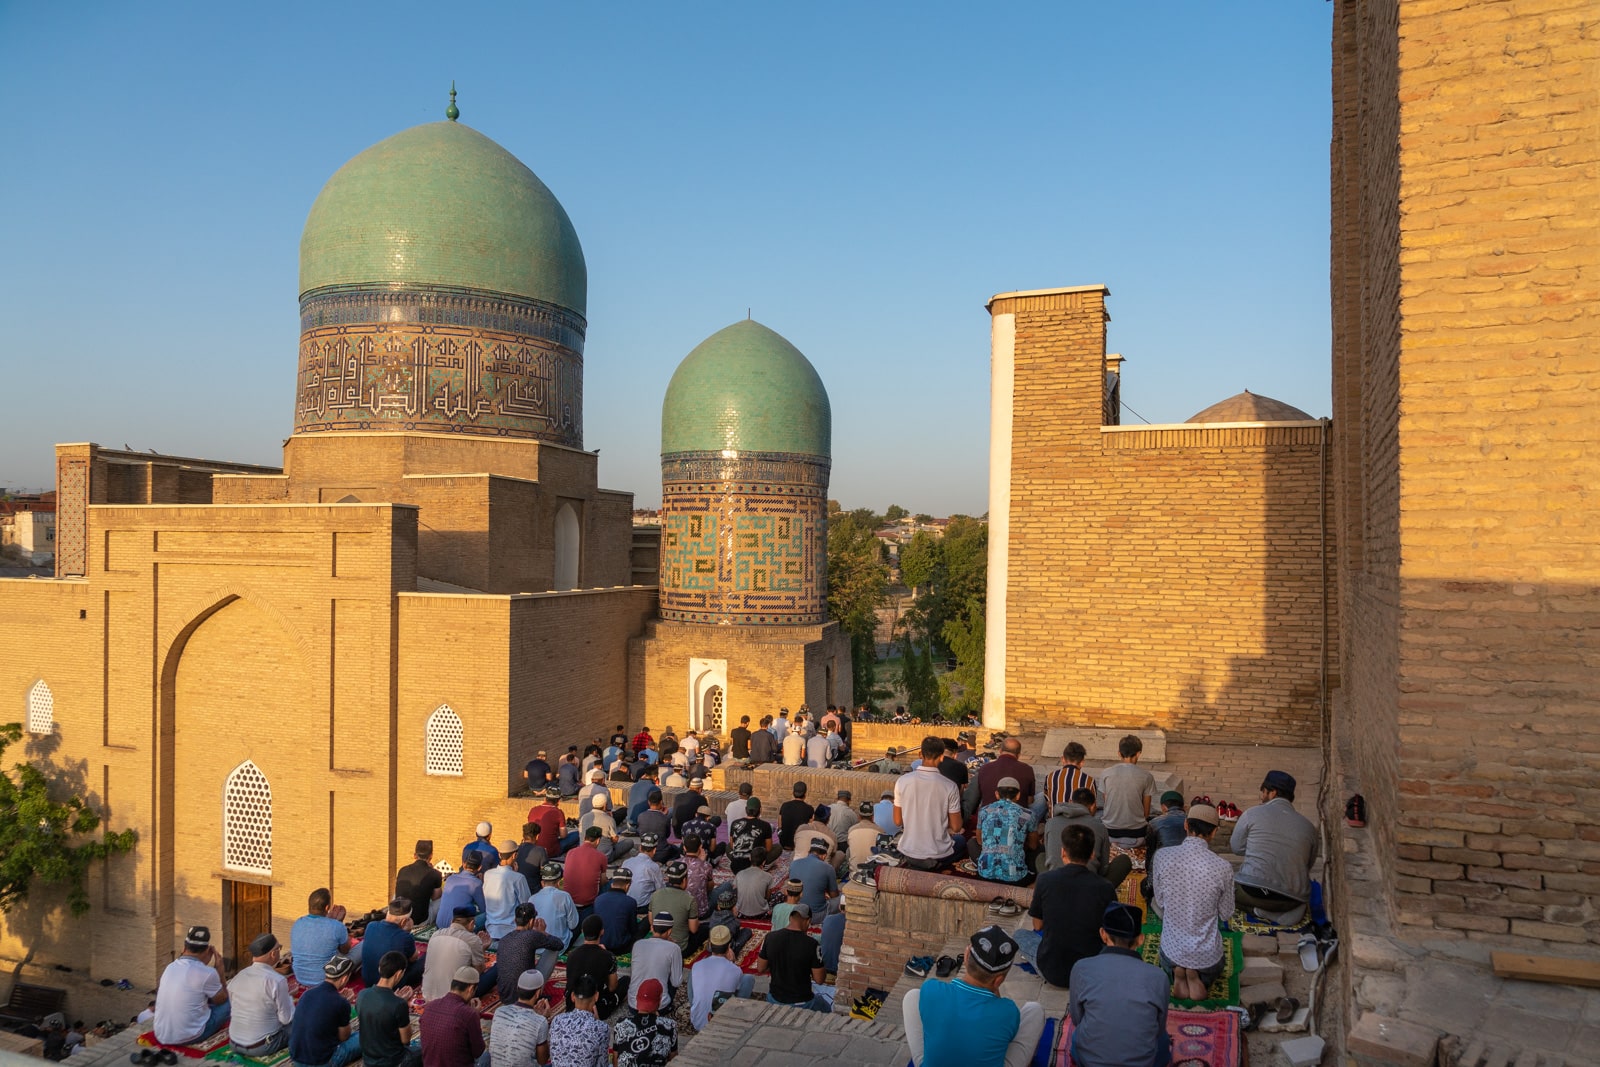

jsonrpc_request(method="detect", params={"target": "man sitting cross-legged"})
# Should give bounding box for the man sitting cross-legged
[903,925,1045,1067]
[1067,904,1171,1067]
[288,955,361,1067]
[1022,824,1116,989]
[1151,802,1233,1002]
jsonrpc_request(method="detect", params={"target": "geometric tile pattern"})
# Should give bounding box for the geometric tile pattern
[26,679,54,735]
[55,458,88,577]
[295,286,584,445]
[659,450,829,625]
[425,704,465,776]
[223,760,273,877]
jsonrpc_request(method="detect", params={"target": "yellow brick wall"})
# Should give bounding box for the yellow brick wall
[996,290,1334,745]
[1332,0,1600,948]
[628,620,851,742]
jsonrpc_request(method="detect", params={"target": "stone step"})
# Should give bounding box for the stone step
[1348,1012,1440,1067]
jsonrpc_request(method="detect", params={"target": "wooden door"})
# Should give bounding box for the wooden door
[224,880,272,973]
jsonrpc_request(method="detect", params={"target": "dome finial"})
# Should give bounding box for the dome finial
[446,81,459,122]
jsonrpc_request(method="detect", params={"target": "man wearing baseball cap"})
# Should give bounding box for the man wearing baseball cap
[152,926,230,1046]
[970,777,1040,884]
[612,978,678,1067]
[1152,802,1233,1002]
[1232,769,1320,922]
[1067,904,1169,1067]
[903,924,1045,1067]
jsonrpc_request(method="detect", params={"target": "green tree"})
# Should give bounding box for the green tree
[0,723,137,916]
[884,504,908,523]
[826,509,889,710]
[896,632,941,719]
[940,596,986,717]
[898,530,941,591]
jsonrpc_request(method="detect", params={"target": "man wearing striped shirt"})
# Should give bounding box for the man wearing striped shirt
[1035,742,1095,823]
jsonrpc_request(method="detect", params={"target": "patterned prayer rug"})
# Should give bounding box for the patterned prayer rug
[138,1029,233,1059]
[1139,917,1244,1009]
[1226,908,1311,935]
[1053,1007,1241,1067]
[874,864,1034,908]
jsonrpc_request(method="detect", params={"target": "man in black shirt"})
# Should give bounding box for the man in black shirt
[494,903,564,1005]
[671,778,709,837]
[1027,825,1116,988]
[515,824,548,877]
[523,751,552,792]
[749,717,777,765]
[729,716,753,760]
[728,798,777,873]
[778,783,814,851]
[938,738,970,788]
[756,904,826,1010]
[394,840,442,926]
[564,915,628,1016]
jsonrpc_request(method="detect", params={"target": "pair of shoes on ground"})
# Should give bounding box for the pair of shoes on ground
[850,863,880,887]
[1216,801,1241,819]
[1242,996,1300,1030]
[904,955,936,977]
[987,896,1023,919]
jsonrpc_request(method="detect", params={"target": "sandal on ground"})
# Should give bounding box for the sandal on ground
[1297,934,1320,972]
[935,955,961,978]
[992,899,1023,919]
[1275,996,1300,1023]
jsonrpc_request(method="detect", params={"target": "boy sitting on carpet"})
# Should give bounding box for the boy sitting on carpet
[1068,904,1170,1067]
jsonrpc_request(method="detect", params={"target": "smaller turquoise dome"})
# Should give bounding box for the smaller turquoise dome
[662,320,831,457]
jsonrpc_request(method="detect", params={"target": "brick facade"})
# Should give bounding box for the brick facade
[988,287,1335,746]
[1331,0,1600,950]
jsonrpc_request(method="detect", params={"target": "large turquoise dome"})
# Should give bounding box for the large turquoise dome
[299,121,586,315]
[661,320,831,457]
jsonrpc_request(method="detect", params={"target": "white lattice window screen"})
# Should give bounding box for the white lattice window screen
[223,761,272,876]
[26,681,54,735]
[435,860,455,875]
[426,705,465,776]
[710,687,725,734]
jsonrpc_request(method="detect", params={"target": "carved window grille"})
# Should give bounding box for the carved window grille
[223,761,273,876]
[709,686,725,734]
[426,705,465,776]
[434,860,455,875]
[27,680,54,735]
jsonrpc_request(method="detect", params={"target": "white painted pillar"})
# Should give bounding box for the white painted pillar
[983,312,1015,730]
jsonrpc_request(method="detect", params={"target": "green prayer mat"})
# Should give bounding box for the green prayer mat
[1139,915,1243,1009]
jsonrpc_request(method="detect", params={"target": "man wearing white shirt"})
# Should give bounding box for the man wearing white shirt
[781,729,806,767]
[152,926,229,1046]
[226,933,295,1057]
[770,711,790,744]
[482,844,532,942]
[893,736,966,869]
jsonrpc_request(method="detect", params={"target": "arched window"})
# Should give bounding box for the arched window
[426,705,465,776]
[26,680,54,735]
[554,503,581,590]
[223,761,272,876]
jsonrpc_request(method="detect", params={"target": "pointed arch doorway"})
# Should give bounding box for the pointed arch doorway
[688,658,727,735]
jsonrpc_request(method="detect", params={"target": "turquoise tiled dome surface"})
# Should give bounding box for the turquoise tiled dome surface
[299,122,586,314]
[661,320,831,457]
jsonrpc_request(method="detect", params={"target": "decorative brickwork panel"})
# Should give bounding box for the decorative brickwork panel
[658,451,828,625]
[26,680,54,735]
[55,458,88,577]
[425,705,465,776]
[295,287,583,446]
[223,761,272,877]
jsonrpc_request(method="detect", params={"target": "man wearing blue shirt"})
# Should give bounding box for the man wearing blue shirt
[873,791,898,835]
[903,925,1044,1067]
[289,889,352,988]
[1068,904,1170,1067]
[437,855,487,926]
[359,899,423,989]
[461,822,500,871]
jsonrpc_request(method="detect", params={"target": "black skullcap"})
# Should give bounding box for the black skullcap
[968,925,1020,973]
[1101,903,1143,940]
[247,933,277,957]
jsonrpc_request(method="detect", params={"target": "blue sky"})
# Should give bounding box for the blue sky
[0,3,1331,514]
